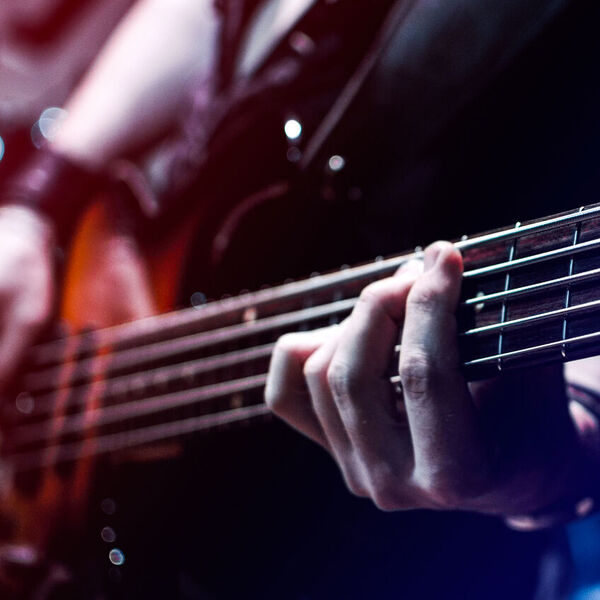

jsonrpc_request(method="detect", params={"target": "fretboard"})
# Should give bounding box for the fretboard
[6,203,600,471]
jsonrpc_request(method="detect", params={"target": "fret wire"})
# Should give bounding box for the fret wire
[27,204,600,369]
[563,215,583,358]
[496,224,519,371]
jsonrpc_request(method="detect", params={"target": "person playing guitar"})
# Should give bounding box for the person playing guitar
[1,0,600,597]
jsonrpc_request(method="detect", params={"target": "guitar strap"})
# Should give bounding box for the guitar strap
[128,0,407,231]
[298,0,416,172]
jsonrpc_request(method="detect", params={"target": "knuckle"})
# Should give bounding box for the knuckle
[399,352,437,399]
[406,281,440,313]
[371,487,404,512]
[345,474,369,499]
[340,463,369,499]
[415,472,462,509]
[302,351,328,385]
[414,470,487,510]
[263,381,284,413]
[273,332,304,360]
[357,281,386,314]
[368,465,405,511]
[326,359,362,405]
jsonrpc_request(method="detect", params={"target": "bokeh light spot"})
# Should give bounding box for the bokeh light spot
[109,548,125,566]
[284,119,302,140]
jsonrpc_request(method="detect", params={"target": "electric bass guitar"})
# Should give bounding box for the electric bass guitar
[2,201,600,596]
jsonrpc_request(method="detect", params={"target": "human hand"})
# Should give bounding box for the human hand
[266,242,593,520]
[0,205,55,391]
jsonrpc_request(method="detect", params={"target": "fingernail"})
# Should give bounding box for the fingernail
[424,244,443,271]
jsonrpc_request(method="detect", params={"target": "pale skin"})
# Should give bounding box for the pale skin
[266,243,600,518]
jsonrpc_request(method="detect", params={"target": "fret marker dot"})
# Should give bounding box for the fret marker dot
[231,394,243,409]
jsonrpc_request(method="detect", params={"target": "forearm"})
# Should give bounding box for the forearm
[52,0,218,169]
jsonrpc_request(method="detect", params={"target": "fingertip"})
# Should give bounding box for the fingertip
[424,241,463,278]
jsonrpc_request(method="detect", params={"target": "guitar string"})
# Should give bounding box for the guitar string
[19,245,600,412]
[6,206,600,466]
[460,298,600,337]
[9,403,272,472]
[22,258,600,417]
[14,374,269,444]
[22,231,600,395]
[23,298,358,393]
[28,254,408,367]
[28,344,277,416]
[460,266,600,306]
[26,203,600,370]
[10,321,600,458]
[8,325,600,470]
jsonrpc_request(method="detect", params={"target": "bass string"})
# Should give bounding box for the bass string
[8,208,600,463]
[27,203,600,372]
[12,325,600,462]
[23,235,600,396]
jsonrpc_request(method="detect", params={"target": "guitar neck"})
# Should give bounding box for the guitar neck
[7,203,600,470]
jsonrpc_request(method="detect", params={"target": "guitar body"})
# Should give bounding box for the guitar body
[0,198,199,598]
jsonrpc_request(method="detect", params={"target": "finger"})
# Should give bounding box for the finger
[400,242,488,506]
[304,329,353,458]
[266,328,338,449]
[327,261,423,509]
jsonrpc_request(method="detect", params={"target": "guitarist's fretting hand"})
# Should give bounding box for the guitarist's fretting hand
[266,242,599,521]
[0,205,55,391]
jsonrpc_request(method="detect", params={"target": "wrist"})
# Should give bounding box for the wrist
[1,146,105,247]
